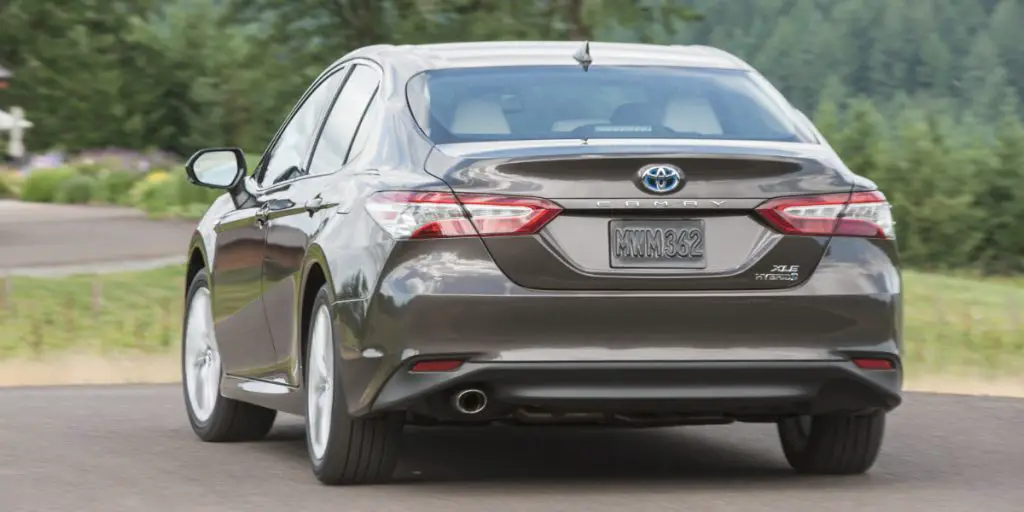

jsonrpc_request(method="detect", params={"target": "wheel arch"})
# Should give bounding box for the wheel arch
[298,244,333,386]
[185,233,209,293]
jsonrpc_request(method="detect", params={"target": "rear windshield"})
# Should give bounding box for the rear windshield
[406,65,811,144]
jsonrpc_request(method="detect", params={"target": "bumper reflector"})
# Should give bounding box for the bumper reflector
[410,360,464,373]
[852,358,895,370]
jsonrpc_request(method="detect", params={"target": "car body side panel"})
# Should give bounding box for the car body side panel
[260,176,338,385]
[330,233,901,415]
[251,98,445,393]
[312,178,451,407]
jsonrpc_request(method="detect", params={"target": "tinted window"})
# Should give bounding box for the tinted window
[260,68,347,185]
[406,66,811,144]
[308,65,381,175]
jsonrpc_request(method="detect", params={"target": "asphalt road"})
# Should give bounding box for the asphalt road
[0,200,193,275]
[1,385,1022,511]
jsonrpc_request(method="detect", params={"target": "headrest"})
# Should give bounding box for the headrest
[450,98,511,135]
[662,96,722,134]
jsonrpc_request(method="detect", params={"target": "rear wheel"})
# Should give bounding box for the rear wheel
[305,285,404,485]
[777,411,885,474]
[182,270,276,442]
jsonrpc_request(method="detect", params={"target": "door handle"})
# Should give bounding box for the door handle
[304,195,324,216]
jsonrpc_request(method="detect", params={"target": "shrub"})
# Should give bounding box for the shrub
[54,174,100,204]
[128,170,221,218]
[20,167,80,203]
[71,162,108,178]
[129,170,178,215]
[97,170,144,205]
[174,170,222,205]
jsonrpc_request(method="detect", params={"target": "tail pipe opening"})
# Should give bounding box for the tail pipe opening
[451,388,488,415]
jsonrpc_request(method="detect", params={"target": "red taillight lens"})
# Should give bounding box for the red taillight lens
[755,191,895,239]
[366,191,561,239]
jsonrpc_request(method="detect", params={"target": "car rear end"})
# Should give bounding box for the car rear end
[356,58,902,426]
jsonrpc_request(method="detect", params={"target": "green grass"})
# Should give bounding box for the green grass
[0,266,1021,381]
[901,270,1024,379]
[0,266,184,359]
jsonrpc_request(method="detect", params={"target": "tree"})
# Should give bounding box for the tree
[0,0,153,151]
[960,33,1019,124]
[866,0,911,98]
[751,0,831,110]
[125,0,279,154]
[887,109,982,268]
[834,99,886,181]
[812,76,847,142]
[974,114,1024,273]
[917,33,953,95]
[989,0,1024,108]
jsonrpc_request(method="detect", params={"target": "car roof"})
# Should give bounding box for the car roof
[338,41,752,79]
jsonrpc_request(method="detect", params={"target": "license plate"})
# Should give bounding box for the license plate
[609,219,706,268]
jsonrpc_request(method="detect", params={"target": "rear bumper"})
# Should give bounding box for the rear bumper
[372,360,902,418]
[329,235,902,416]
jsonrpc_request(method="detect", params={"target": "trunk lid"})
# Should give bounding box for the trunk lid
[425,140,854,291]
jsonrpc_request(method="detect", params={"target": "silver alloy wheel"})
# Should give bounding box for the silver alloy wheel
[307,305,335,461]
[184,287,221,423]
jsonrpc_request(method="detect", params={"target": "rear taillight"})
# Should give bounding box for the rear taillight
[365,191,562,240]
[755,191,895,239]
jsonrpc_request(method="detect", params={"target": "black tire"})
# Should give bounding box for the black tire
[182,269,276,442]
[305,284,404,485]
[777,411,886,475]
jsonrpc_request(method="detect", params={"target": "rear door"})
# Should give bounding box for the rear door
[426,140,853,291]
[261,63,383,386]
[235,63,350,382]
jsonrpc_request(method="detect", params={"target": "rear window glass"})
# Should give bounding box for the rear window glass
[406,66,811,144]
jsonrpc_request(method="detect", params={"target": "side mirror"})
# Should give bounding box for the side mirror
[185,148,246,190]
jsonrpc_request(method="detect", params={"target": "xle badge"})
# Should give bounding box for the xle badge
[755,265,800,281]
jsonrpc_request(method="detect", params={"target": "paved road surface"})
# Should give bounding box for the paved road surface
[1,385,1022,511]
[0,200,193,275]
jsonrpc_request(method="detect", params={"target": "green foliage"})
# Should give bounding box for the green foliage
[823,98,1024,273]
[0,173,17,199]
[128,172,180,216]
[97,170,144,205]
[53,174,100,204]
[973,116,1024,274]
[19,168,80,203]
[15,164,213,219]
[127,170,220,219]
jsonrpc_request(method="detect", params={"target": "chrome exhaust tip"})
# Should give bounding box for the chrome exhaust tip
[452,388,488,415]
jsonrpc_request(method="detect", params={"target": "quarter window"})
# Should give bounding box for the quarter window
[308,65,382,175]
[346,96,380,163]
